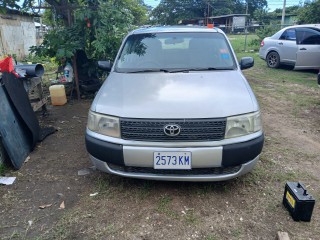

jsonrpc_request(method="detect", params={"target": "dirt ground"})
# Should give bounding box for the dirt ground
[1,64,320,239]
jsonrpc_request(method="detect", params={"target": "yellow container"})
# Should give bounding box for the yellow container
[49,85,67,106]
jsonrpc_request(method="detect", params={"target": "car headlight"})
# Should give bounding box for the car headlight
[87,111,120,138]
[225,111,262,139]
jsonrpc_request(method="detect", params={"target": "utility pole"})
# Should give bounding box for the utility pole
[244,0,249,52]
[246,0,248,15]
[281,0,286,28]
[207,2,210,25]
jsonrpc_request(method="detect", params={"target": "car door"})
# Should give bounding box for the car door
[295,28,320,70]
[277,28,298,64]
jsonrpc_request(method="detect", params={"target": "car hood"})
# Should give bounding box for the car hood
[92,71,258,118]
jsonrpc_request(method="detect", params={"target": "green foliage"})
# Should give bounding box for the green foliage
[150,0,268,25]
[253,9,276,25]
[88,0,134,60]
[297,0,320,24]
[255,25,280,41]
[29,0,147,62]
[0,163,6,176]
[23,53,52,63]
[123,0,148,26]
[0,0,20,11]
[249,25,280,48]
[228,34,260,52]
[272,5,301,15]
[41,3,65,27]
[30,25,84,59]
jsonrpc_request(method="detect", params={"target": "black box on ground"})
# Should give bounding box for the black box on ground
[283,182,315,222]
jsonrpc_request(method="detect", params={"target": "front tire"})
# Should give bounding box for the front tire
[266,51,280,68]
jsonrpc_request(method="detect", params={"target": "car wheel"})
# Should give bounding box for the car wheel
[266,51,280,68]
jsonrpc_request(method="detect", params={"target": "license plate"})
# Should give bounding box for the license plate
[153,152,192,169]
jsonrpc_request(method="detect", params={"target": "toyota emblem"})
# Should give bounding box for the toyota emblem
[164,124,181,136]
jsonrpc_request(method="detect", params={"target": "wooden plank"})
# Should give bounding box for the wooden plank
[276,232,290,240]
[31,96,48,112]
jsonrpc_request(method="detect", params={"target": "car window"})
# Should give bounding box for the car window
[115,32,236,72]
[296,28,320,45]
[279,29,296,41]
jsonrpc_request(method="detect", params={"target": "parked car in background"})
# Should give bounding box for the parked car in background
[259,24,320,70]
[86,26,264,182]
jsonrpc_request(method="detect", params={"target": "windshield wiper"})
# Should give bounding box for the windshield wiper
[167,67,234,73]
[124,69,170,73]
[120,67,234,73]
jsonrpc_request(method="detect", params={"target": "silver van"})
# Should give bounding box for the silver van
[85,26,264,181]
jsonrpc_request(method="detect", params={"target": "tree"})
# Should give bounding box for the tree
[273,5,301,15]
[246,0,268,17]
[253,9,274,25]
[297,0,320,24]
[2,0,148,26]
[150,0,206,25]
[150,0,268,25]
[29,0,147,62]
[0,0,20,12]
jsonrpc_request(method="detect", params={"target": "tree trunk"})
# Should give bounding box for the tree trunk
[45,0,74,26]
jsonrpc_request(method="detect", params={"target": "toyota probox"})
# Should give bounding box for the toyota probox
[85,26,264,181]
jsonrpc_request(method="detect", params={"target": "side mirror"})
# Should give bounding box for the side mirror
[98,60,112,71]
[240,57,254,70]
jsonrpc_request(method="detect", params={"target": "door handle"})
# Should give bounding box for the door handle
[278,42,283,45]
[300,48,307,50]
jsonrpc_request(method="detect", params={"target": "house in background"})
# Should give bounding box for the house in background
[207,14,249,33]
[180,14,249,33]
[275,14,298,26]
[0,9,37,60]
[35,21,48,45]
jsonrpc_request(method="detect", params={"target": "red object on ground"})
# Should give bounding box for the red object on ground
[0,56,15,73]
[0,56,19,77]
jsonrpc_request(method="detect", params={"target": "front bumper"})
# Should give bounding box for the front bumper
[85,131,264,181]
[89,155,259,182]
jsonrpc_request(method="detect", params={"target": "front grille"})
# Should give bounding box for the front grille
[120,118,226,141]
[108,163,241,176]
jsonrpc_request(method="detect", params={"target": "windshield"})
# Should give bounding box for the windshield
[115,32,236,73]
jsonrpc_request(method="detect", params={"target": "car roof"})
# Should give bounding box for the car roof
[270,24,320,39]
[284,24,320,30]
[131,26,222,35]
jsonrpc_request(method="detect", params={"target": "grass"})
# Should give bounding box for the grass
[0,163,6,176]
[184,209,198,224]
[230,37,319,231]
[136,180,154,199]
[206,235,218,240]
[95,175,111,195]
[227,34,260,53]
[1,34,318,240]
[230,34,319,89]
[157,195,172,213]
[157,195,180,219]
[229,37,319,117]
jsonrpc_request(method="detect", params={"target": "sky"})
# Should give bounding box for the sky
[143,0,303,12]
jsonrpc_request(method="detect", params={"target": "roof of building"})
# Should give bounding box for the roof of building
[208,14,249,19]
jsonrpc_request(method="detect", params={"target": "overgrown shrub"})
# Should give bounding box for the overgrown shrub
[250,25,280,48]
